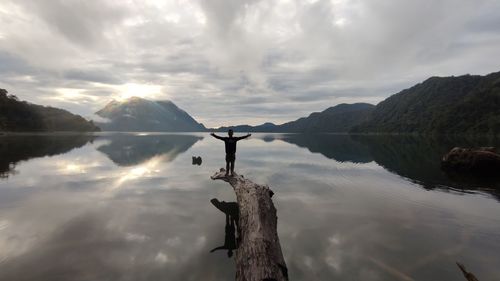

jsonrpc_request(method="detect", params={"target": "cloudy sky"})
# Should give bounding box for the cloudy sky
[1,0,500,127]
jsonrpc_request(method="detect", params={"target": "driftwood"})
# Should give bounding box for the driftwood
[211,168,288,281]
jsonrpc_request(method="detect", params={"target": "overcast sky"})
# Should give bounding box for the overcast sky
[1,0,500,126]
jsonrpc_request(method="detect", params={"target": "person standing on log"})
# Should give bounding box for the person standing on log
[211,129,251,177]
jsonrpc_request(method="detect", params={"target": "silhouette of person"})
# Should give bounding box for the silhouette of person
[211,129,251,176]
[209,199,240,258]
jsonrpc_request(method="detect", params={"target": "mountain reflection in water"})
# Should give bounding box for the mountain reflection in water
[279,134,373,164]
[277,134,500,200]
[97,134,203,166]
[0,134,95,178]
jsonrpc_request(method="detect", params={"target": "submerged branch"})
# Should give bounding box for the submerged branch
[457,262,479,281]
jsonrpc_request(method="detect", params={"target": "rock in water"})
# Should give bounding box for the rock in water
[192,156,202,165]
[441,147,500,174]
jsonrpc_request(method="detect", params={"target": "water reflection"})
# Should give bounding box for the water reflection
[97,134,203,166]
[277,134,500,199]
[352,135,500,197]
[1,133,500,280]
[209,199,240,258]
[279,134,373,164]
[0,134,95,178]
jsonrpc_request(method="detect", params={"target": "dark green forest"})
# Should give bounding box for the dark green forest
[0,89,99,132]
[352,71,500,135]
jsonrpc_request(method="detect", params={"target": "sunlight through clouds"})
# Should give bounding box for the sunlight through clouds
[42,88,103,107]
[111,83,164,102]
[0,0,499,126]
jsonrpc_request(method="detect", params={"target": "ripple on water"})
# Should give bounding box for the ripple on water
[0,219,10,265]
[0,220,8,231]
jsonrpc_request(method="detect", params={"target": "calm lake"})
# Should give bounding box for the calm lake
[0,133,499,281]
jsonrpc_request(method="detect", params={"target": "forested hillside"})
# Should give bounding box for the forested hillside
[0,89,99,132]
[352,71,500,135]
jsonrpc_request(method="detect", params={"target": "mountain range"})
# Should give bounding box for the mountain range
[216,71,500,135]
[215,103,375,133]
[2,70,499,135]
[96,98,375,133]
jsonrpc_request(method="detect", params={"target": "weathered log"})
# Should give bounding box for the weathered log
[211,168,288,281]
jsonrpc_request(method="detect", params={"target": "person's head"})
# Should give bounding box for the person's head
[228,129,233,137]
[227,249,233,257]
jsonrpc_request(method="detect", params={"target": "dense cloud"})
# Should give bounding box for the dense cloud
[1,0,499,126]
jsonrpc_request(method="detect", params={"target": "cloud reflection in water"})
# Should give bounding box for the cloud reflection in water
[0,133,500,280]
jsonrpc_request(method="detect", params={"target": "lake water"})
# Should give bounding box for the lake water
[0,133,499,281]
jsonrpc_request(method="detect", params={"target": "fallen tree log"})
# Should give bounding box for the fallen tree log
[211,168,288,281]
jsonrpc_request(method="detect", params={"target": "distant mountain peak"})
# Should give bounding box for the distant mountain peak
[95,97,205,132]
[261,122,276,126]
[322,103,375,114]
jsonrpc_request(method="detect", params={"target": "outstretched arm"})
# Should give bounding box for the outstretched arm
[210,133,224,140]
[210,246,228,252]
[236,133,252,141]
